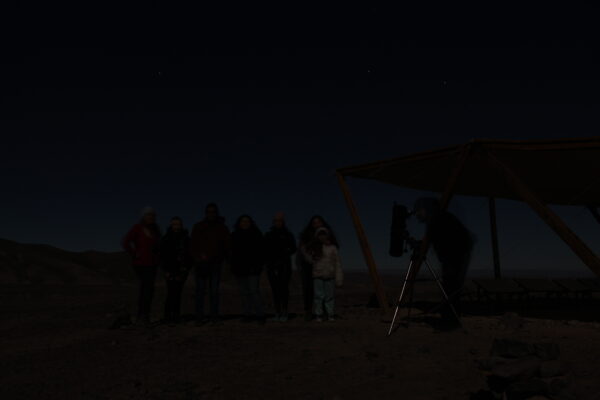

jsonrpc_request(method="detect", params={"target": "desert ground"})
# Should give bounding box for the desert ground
[1,271,600,400]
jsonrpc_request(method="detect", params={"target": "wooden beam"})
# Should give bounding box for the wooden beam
[336,172,390,313]
[586,205,600,226]
[336,145,462,177]
[487,151,600,278]
[489,197,502,279]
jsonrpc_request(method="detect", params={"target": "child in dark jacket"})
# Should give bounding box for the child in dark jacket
[264,212,296,322]
[159,217,191,326]
[231,215,266,323]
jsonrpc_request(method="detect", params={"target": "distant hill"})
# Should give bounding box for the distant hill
[0,238,133,284]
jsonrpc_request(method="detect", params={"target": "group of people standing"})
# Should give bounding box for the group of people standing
[121,203,343,327]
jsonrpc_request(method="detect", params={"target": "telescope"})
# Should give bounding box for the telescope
[389,202,415,258]
[387,201,462,336]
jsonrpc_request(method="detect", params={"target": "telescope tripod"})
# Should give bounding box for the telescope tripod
[387,251,462,336]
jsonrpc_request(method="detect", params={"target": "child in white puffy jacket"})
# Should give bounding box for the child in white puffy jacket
[301,227,343,321]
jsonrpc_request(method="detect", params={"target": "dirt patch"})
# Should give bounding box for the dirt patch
[1,284,599,399]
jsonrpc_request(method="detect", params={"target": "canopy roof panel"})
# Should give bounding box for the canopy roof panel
[337,137,600,206]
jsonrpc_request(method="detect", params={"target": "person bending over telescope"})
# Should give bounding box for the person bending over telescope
[412,198,473,325]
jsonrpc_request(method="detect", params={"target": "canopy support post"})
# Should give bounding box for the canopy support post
[336,172,389,313]
[487,151,600,278]
[489,197,502,279]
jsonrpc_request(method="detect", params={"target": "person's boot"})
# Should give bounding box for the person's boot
[269,313,281,322]
[140,315,152,328]
[280,311,289,322]
[195,315,208,327]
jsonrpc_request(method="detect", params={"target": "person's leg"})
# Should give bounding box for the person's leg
[307,268,314,314]
[313,278,325,319]
[267,268,281,316]
[323,279,336,319]
[454,249,472,316]
[133,266,146,321]
[281,264,292,319]
[237,276,253,317]
[449,273,462,317]
[209,262,222,320]
[173,280,184,322]
[301,264,314,318]
[441,262,461,321]
[164,279,174,322]
[141,266,157,322]
[250,274,264,318]
[194,264,207,321]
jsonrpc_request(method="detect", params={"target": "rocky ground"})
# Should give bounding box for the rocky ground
[1,279,600,399]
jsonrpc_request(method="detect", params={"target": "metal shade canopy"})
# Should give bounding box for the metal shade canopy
[336,137,600,312]
[337,137,600,206]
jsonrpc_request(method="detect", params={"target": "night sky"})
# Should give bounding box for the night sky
[2,6,600,276]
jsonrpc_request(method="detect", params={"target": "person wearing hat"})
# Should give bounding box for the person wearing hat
[121,206,162,326]
[264,212,297,322]
[301,226,344,322]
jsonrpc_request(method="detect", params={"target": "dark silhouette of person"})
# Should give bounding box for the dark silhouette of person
[121,206,161,326]
[297,215,339,321]
[230,215,266,324]
[413,198,473,327]
[264,212,297,322]
[190,203,231,325]
[159,216,191,326]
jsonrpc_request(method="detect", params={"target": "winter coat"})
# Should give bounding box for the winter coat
[121,223,161,267]
[263,227,296,270]
[303,243,343,286]
[230,228,265,276]
[427,211,473,265]
[297,238,322,272]
[190,219,231,264]
[159,229,191,280]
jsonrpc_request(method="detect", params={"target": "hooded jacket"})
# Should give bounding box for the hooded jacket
[310,244,343,286]
[301,227,344,286]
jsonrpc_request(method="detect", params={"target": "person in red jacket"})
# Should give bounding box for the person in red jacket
[122,206,161,326]
[190,203,231,325]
